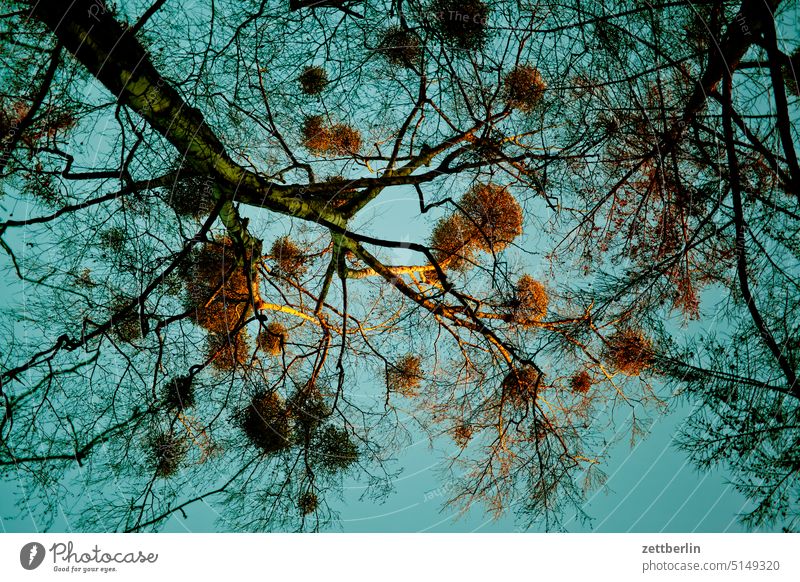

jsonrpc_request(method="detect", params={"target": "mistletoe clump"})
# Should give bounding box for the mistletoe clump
[0,101,24,138]
[328,124,362,154]
[430,213,477,270]
[300,115,328,152]
[183,239,251,335]
[431,0,490,50]
[298,65,328,95]
[298,491,319,515]
[430,183,523,270]
[453,424,474,447]
[378,27,422,68]
[0,101,75,144]
[257,322,288,356]
[503,64,547,112]
[206,331,251,372]
[313,425,359,473]
[147,430,189,478]
[270,236,308,279]
[240,390,293,454]
[99,227,127,255]
[301,115,362,156]
[288,386,331,437]
[323,174,357,193]
[163,375,195,410]
[605,329,655,376]
[510,275,548,327]
[387,354,424,397]
[109,297,144,343]
[501,365,543,407]
[570,370,592,394]
[164,175,215,219]
[461,183,524,252]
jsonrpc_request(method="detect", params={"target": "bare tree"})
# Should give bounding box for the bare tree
[0,0,797,531]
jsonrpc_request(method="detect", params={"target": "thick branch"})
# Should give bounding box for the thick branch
[722,71,799,398]
[27,0,345,230]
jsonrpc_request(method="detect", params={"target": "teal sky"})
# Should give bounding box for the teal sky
[2,0,796,534]
[0,191,770,533]
[0,397,765,532]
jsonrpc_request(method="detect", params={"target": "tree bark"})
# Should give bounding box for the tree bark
[27,0,346,231]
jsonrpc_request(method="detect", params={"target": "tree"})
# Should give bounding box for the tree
[0,0,797,532]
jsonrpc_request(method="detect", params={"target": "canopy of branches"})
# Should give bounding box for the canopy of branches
[0,0,798,532]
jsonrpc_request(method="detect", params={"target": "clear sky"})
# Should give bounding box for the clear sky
[0,189,771,534]
[0,397,765,532]
[2,0,794,533]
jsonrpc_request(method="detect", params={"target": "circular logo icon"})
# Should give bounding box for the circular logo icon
[20,542,46,570]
